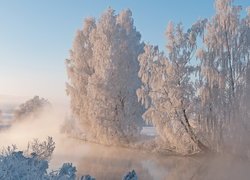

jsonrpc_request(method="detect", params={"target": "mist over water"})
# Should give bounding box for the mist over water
[0,105,250,180]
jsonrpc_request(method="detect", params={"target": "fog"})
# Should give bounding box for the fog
[0,105,250,180]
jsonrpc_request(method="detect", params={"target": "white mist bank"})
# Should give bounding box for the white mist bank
[0,107,66,149]
[0,105,250,180]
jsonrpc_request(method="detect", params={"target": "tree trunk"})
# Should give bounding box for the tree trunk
[182,109,210,152]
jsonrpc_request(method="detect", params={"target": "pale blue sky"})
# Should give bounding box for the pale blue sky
[0,0,248,104]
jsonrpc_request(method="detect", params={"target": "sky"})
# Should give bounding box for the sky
[0,0,249,104]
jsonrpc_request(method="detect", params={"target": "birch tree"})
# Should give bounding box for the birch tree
[137,21,208,154]
[197,0,250,152]
[137,0,250,154]
[66,8,144,145]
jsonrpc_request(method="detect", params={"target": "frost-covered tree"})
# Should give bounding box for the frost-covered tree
[14,96,51,120]
[137,20,208,154]
[66,8,144,145]
[197,0,250,152]
[138,0,250,154]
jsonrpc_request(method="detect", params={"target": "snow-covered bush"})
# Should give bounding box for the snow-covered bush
[66,8,144,145]
[0,137,77,180]
[80,175,95,180]
[26,136,55,161]
[14,96,51,120]
[123,170,138,180]
[49,163,77,180]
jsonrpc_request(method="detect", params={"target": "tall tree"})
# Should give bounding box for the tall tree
[66,8,144,145]
[197,0,250,152]
[137,20,208,154]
